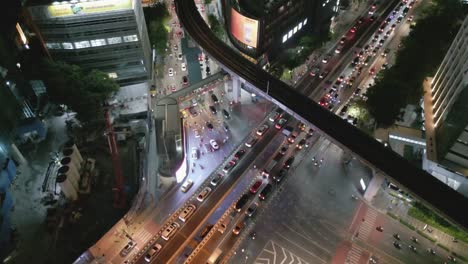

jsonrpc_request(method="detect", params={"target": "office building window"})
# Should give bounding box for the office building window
[90,39,106,47]
[108,72,118,78]
[107,37,122,44]
[282,34,288,43]
[288,29,293,38]
[293,26,298,34]
[46,42,61,49]
[123,35,138,42]
[74,41,91,49]
[298,22,303,30]
[303,18,308,25]
[62,42,74,49]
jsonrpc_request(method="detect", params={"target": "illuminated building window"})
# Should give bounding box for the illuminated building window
[46,42,61,49]
[293,26,298,34]
[288,30,293,38]
[107,37,122,44]
[74,40,90,49]
[90,39,106,47]
[298,22,303,30]
[108,72,118,78]
[123,35,138,42]
[282,34,288,43]
[62,42,74,49]
[303,18,308,25]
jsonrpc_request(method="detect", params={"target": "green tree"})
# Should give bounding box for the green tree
[41,60,118,123]
[144,3,170,55]
[208,14,224,39]
[204,0,212,4]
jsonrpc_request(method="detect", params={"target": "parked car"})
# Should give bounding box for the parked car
[210,139,219,150]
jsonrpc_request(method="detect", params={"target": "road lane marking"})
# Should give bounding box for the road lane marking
[274,232,326,264]
[281,223,331,254]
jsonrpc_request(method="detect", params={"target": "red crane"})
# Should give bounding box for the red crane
[104,109,126,208]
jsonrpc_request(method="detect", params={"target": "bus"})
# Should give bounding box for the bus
[207,248,223,264]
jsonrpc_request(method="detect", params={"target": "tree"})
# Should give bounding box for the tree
[41,60,118,123]
[144,3,170,55]
[204,0,212,4]
[208,15,224,39]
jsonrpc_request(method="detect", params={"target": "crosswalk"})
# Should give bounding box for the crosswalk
[344,244,364,264]
[357,209,378,241]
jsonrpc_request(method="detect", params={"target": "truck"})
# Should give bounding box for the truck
[262,159,277,178]
[207,248,223,264]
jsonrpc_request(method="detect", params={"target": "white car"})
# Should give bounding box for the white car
[197,186,212,202]
[144,244,162,262]
[168,68,174,77]
[210,139,219,150]
[181,63,187,71]
[180,179,194,193]
[191,147,199,160]
[256,124,269,136]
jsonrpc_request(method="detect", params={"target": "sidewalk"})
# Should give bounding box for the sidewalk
[372,188,468,260]
[285,2,370,85]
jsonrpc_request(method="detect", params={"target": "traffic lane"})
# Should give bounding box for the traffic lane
[187,131,289,264]
[227,139,363,264]
[363,211,448,264]
[145,125,283,263]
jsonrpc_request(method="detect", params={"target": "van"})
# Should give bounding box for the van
[179,204,196,222]
[262,160,277,178]
[161,222,180,241]
[218,217,231,234]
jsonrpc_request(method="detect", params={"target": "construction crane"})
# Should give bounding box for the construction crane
[104,109,126,208]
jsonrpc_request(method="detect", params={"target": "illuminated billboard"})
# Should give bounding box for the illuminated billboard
[230,8,259,48]
[47,0,132,18]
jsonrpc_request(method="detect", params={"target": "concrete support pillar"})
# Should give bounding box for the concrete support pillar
[231,76,241,103]
[10,143,27,165]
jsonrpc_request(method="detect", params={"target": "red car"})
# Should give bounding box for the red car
[250,180,262,194]
[369,67,376,75]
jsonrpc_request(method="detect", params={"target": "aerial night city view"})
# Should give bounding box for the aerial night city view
[1,0,468,263]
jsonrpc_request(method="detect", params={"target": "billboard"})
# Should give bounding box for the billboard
[230,8,259,48]
[47,0,132,18]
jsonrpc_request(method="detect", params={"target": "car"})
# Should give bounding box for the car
[179,204,196,222]
[198,53,204,61]
[335,46,343,54]
[191,147,199,160]
[222,122,230,132]
[379,24,385,32]
[234,149,246,160]
[307,128,314,135]
[319,71,329,78]
[206,122,214,130]
[349,26,357,33]
[297,122,306,131]
[287,132,297,143]
[246,203,258,217]
[222,109,230,119]
[211,94,219,104]
[245,136,257,148]
[340,36,346,44]
[408,245,417,252]
[211,173,224,186]
[408,15,414,22]
[370,15,376,21]
[210,139,219,150]
[120,241,137,257]
[364,56,371,66]
[284,156,295,168]
[378,39,385,47]
[382,48,389,57]
[376,226,384,232]
[258,184,272,200]
[206,66,211,75]
[173,44,178,51]
[268,110,282,122]
[250,180,263,194]
[178,53,183,60]
[209,105,217,114]
[144,244,162,262]
[197,224,214,239]
[357,17,364,24]
[234,194,249,212]
[393,241,402,249]
[369,2,377,14]
[170,84,177,92]
[369,67,376,75]
[296,139,306,150]
[322,55,330,64]
[182,76,188,85]
[181,179,194,193]
[397,16,403,23]
[353,88,362,97]
[197,187,212,202]
[222,160,236,173]
[232,221,245,235]
[273,169,287,182]
[256,124,269,136]
[194,129,201,138]
[310,67,320,76]
[382,63,389,70]
[372,47,379,56]
[161,222,180,241]
[279,146,288,155]
[275,118,287,129]
[168,68,174,77]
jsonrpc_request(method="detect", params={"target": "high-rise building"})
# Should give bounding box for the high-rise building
[424,16,468,187]
[26,0,151,86]
[223,0,337,63]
